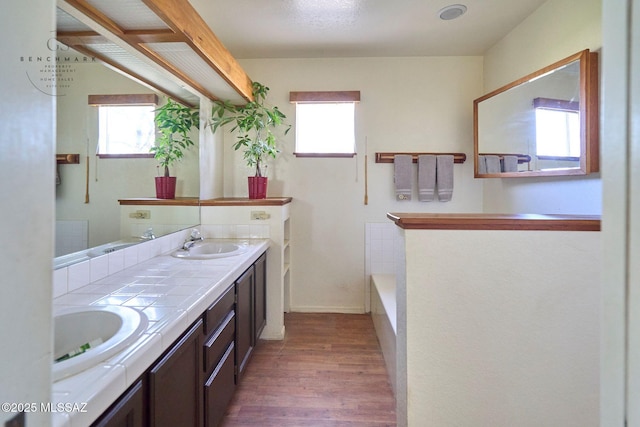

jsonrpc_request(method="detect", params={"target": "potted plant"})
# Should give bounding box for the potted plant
[210,81,290,199]
[151,99,199,199]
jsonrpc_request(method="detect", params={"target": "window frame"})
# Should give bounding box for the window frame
[289,91,360,158]
[533,97,581,161]
[89,94,158,159]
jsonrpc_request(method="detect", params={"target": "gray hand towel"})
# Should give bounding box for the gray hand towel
[394,155,413,201]
[477,155,487,174]
[502,155,518,172]
[436,155,454,202]
[485,155,501,173]
[417,155,436,202]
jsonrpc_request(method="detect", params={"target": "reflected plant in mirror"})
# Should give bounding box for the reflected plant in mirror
[474,49,599,178]
[55,56,200,268]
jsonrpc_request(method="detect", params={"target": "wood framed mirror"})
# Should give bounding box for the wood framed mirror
[474,49,599,178]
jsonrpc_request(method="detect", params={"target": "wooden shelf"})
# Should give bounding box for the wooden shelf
[200,197,293,206]
[387,213,601,231]
[118,197,200,206]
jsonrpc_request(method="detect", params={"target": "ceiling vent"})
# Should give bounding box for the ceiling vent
[438,4,467,21]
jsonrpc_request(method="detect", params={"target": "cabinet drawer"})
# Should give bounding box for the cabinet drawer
[204,342,236,427]
[204,311,235,374]
[205,285,235,335]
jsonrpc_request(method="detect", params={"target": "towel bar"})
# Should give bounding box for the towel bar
[478,153,531,164]
[375,152,466,164]
[57,154,80,164]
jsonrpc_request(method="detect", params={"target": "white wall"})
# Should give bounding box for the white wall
[199,97,224,199]
[0,0,55,425]
[399,228,601,427]
[481,0,602,215]
[56,62,200,250]
[224,57,484,312]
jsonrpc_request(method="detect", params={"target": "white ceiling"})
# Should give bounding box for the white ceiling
[188,0,549,59]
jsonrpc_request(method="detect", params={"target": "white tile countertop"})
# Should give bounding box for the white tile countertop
[51,238,270,427]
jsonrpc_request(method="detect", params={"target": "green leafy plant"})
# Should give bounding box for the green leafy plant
[210,81,290,177]
[151,99,199,177]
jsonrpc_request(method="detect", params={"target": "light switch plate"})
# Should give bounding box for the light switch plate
[129,210,151,219]
[251,211,270,220]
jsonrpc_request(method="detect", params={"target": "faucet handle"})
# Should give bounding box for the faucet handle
[190,229,202,240]
[141,227,156,240]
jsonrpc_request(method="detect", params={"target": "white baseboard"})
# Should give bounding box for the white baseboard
[259,324,285,340]
[289,305,365,314]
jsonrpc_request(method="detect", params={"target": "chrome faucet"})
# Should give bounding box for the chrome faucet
[141,227,156,240]
[182,229,204,250]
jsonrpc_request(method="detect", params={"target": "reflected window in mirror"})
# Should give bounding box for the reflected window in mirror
[534,98,580,160]
[88,94,158,158]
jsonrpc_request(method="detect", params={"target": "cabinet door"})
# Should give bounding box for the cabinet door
[149,319,203,427]
[204,342,236,427]
[91,380,145,427]
[254,252,267,342]
[235,267,254,382]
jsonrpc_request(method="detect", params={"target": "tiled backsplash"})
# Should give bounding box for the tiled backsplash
[53,224,272,300]
[53,229,191,299]
[200,223,270,239]
[365,222,400,277]
[55,220,88,257]
[364,222,401,312]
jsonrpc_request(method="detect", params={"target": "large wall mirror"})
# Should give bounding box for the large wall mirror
[55,47,200,269]
[474,49,599,178]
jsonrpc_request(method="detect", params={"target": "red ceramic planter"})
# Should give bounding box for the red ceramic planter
[155,176,176,199]
[248,176,268,199]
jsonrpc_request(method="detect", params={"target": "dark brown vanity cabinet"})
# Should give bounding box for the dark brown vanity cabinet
[91,320,204,427]
[149,319,203,427]
[254,252,267,343]
[92,380,146,427]
[235,266,254,382]
[235,253,267,383]
[91,251,267,427]
[203,285,236,427]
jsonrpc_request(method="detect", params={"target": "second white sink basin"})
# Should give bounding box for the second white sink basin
[172,240,247,260]
[53,306,148,381]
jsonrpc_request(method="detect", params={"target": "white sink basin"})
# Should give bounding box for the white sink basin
[172,240,247,260]
[53,306,148,381]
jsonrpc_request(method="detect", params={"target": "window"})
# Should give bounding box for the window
[533,97,580,159]
[290,91,360,157]
[89,94,158,158]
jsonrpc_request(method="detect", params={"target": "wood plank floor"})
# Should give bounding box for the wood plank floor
[221,313,397,427]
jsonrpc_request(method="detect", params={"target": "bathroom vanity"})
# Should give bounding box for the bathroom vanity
[51,233,270,427]
[93,253,265,427]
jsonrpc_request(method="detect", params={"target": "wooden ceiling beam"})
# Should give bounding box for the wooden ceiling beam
[123,29,184,44]
[142,0,254,102]
[57,31,109,46]
[59,0,253,104]
[58,29,184,46]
